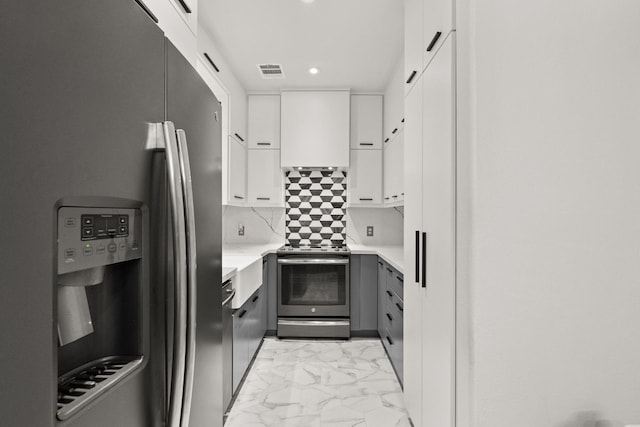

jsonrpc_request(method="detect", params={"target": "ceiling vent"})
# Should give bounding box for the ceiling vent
[257,64,285,79]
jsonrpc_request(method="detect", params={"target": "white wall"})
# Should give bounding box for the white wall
[346,207,404,246]
[457,1,640,426]
[222,206,285,244]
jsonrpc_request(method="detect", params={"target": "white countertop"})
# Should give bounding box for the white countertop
[348,244,404,273]
[222,267,237,283]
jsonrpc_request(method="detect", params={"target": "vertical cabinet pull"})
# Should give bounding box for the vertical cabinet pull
[422,232,427,288]
[415,230,420,283]
[406,70,417,84]
[426,31,442,52]
[386,336,394,345]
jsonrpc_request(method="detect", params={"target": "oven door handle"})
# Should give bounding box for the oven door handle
[277,258,350,265]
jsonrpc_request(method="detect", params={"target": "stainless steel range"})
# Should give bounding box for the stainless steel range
[277,245,350,338]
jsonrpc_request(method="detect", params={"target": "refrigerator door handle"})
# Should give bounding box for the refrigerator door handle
[176,129,197,427]
[161,121,188,427]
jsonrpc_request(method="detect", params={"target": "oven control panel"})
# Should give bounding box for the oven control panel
[57,207,142,274]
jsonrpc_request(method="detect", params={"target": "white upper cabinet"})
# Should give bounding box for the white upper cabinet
[350,95,383,149]
[230,90,248,145]
[247,149,283,206]
[144,0,197,64]
[422,0,455,68]
[281,91,350,168]
[248,95,280,149]
[349,149,382,205]
[383,130,404,205]
[404,0,424,95]
[228,136,247,205]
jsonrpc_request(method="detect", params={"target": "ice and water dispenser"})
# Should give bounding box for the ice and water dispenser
[55,203,146,421]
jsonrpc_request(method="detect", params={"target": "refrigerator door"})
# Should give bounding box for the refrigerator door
[0,0,165,426]
[165,41,223,427]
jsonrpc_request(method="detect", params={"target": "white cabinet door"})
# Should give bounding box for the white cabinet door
[422,0,454,68]
[228,136,247,205]
[419,33,456,427]
[350,95,382,149]
[349,150,382,205]
[404,0,423,95]
[247,149,283,206]
[383,132,404,204]
[281,91,350,168]
[402,75,424,425]
[403,32,456,427]
[248,95,280,149]
[230,89,247,145]
[145,0,196,64]
[168,0,197,35]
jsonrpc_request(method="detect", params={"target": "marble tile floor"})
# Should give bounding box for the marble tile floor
[225,338,412,427]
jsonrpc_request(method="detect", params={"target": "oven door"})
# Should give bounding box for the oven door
[278,257,350,317]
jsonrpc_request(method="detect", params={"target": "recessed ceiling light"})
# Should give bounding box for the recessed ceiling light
[308,67,319,75]
[300,0,315,4]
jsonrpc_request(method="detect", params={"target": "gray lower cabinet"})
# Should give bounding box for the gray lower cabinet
[232,285,266,392]
[350,255,379,334]
[264,253,278,334]
[378,258,404,385]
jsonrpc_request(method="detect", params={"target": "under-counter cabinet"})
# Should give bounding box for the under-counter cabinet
[349,255,379,335]
[232,285,266,392]
[247,149,283,206]
[227,136,246,205]
[348,150,382,206]
[377,258,404,385]
[248,95,280,149]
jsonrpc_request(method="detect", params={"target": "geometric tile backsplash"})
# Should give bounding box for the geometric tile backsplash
[285,169,347,247]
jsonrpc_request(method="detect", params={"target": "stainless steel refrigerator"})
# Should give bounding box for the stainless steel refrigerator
[0,1,223,426]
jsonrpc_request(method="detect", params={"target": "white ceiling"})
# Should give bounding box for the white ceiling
[199,0,404,93]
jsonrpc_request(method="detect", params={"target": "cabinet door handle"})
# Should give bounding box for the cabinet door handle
[233,195,244,200]
[392,128,398,134]
[386,267,393,273]
[134,0,159,23]
[406,70,417,84]
[422,232,427,288]
[401,118,405,123]
[257,197,271,201]
[359,198,373,201]
[378,261,383,266]
[359,142,374,146]
[396,276,403,283]
[384,138,390,143]
[238,309,247,318]
[386,290,393,297]
[177,0,192,13]
[392,195,398,198]
[386,313,393,322]
[384,197,390,200]
[395,302,404,312]
[203,53,220,72]
[386,335,394,345]
[426,31,442,52]
[234,133,245,142]
[252,295,259,303]
[257,142,271,146]
[415,230,420,283]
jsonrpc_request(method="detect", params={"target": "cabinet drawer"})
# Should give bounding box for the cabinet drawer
[388,271,404,299]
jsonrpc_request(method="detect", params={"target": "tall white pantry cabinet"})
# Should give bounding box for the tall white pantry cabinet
[403,2,456,425]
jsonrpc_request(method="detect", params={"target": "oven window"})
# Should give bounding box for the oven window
[280,264,347,305]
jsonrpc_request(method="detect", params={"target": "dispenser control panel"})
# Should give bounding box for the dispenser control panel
[58,207,143,274]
